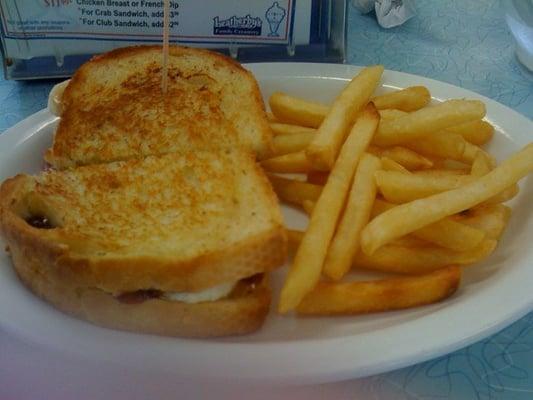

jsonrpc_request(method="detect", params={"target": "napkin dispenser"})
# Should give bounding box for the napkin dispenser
[0,0,347,80]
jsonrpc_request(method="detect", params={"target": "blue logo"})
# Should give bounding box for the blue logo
[213,14,262,36]
[265,2,286,37]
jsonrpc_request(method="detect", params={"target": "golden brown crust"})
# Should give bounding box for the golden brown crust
[8,238,271,337]
[46,45,273,168]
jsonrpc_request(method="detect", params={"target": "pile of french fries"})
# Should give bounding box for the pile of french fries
[261,65,533,316]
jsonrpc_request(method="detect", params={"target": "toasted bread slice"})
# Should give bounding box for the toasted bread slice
[45,45,273,169]
[0,150,287,297]
[9,237,271,337]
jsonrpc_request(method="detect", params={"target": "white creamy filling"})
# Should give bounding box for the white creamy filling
[162,281,237,304]
[47,79,70,116]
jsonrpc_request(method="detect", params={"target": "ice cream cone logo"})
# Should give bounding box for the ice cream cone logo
[265,2,286,37]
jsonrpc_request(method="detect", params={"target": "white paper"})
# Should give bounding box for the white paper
[0,0,313,59]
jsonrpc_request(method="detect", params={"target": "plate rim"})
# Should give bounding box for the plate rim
[0,62,531,385]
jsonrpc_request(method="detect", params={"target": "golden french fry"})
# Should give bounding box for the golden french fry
[286,229,304,253]
[302,199,315,214]
[306,66,384,170]
[413,169,467,177]
[272,132,314,155]
[461,141,496,166]
[484,184,520,205]
[269,92,329,128]
[404,131,466,161]
[369,145,431,171]
[413,219,486,251]
[380,157,411,173]
[261,151,313,173]
[378,109,408,120]
[355,240,496,274]
[267,174,322,205]
[375,170,474,203]
[296,266,461,315]
[270,122,316,136]
[379,146,433,170]
[306,170,329,185]
[288,228,491,273]
[469,150,517,203]
[371,86,431,112]
[471,151,493,177]
[431,159,471,171]
[279,104,380,313]
[374,100,486,146]
[361,143,533,254]
[391,236,431,247]
[371,199,486,251]
[455,204,511,240]
[447,119,494,145]
[324,153,382,280]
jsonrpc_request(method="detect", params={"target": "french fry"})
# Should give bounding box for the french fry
[413,219,486,251]
[270,122,316,136]
[288,228,492,273]
[296,266,461,315]
[286,229,304,253]
[307,170,329,185]
[371,86,431,112]
[269,92,329,128]
[279,104,380,313]
[378,109,408,120]
[431,159,471,171]
[374,100,486,146]
[404,132,466,161]
[469,151,518,204]
[471,151,493,177]
[455,204,511,240]
[484,184,520,205]
[298,266,462,315]
[371,199,487,251]
[461,141,496,165]
[368,145,432,170]
[324,153,382,280]
[380,157,411,173]
[375,170,474,203]
[261,151,313,173]
[447,119,494,145]
[354,240,496,274]
[272,132,314,155]
[267,174,322,206]
[306,66,384,170]
[361,143,533,255]
[302,199,315,214]
[413,169,467,177]
[379,146,433,170]
[391,236,431,247]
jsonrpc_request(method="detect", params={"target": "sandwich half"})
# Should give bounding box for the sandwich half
[45,45,274,169]
[0,150,287,337]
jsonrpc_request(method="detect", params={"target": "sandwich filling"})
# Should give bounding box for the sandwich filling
[115,274,263,304]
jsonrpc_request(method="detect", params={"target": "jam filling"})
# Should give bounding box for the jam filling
[115,274,264,304]
[26,215,54,229]
[117,289,162,304]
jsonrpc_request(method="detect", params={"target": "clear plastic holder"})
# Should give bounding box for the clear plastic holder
[0,0,346,80]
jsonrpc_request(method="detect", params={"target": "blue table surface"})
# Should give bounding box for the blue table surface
[1,1,532,399]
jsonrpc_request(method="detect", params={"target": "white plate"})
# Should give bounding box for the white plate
[0,63,531,386]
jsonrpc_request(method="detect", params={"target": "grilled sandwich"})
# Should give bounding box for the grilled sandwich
[45,45,274,169]
[0,45,287,337]
[0,150,286,337]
